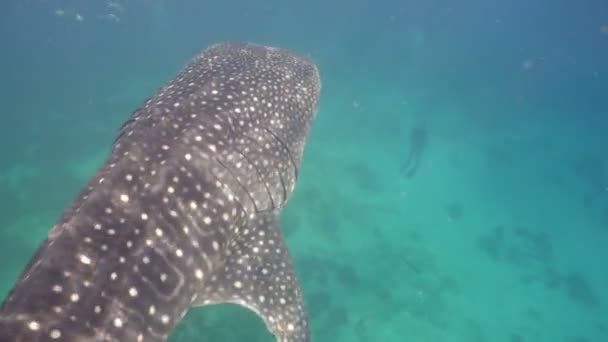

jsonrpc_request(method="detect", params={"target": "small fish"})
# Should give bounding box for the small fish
[0,42,321,342]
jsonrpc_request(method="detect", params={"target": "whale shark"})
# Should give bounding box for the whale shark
[0,42,321,342]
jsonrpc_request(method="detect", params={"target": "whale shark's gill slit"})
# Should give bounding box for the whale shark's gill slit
[231,148,267,212]
[235,138,277,211]
[213,157,256,216]
[243,128,292,205]
[278,169,288,206]
[260,125,299,181]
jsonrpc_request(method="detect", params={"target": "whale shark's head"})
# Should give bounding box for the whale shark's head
[129,41,322,214]
[0,42,321,342]
[196,42,321,211]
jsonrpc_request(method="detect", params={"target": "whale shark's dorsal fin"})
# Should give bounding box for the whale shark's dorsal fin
[195,210,308,341]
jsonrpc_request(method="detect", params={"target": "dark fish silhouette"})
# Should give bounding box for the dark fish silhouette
[400,126,427,179]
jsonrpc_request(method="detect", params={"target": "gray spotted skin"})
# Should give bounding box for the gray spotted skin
[0,42,320,342]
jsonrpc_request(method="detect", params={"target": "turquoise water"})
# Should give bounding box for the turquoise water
[1,1,607,341]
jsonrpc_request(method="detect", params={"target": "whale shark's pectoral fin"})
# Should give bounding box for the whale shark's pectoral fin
[194,210,309,342]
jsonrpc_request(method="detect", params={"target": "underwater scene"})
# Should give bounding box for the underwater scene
[0,0,607,341]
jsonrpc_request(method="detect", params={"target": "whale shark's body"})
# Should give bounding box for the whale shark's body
[0,42,320,342]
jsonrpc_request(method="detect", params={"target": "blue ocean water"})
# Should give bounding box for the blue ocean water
[0,0,607,341]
